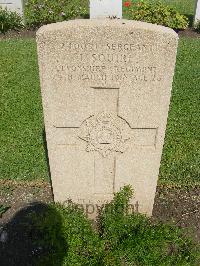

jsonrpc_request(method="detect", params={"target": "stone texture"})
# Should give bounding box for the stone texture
[36,19,178,217]
[0,0,23,15]
[90,0,122,19]
[195,0,200,24]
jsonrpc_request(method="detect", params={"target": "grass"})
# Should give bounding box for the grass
[0,39,49,180]
[159,37,200,186]
[0,37,200,185]
[160,0,196,16]
[124,0,197,19]
[122,0,196,28]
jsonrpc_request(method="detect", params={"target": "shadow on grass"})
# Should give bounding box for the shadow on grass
[0,203,66,266]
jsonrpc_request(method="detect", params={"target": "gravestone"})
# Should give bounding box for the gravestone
[36,20,178,217]
[90,0,122,19]
[0,0,23,15]
[195,0,200,24]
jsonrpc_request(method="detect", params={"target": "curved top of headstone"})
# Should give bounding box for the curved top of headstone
[36,16,179,218]
[37,19,178,38]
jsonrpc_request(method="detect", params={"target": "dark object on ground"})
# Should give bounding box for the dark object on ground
[0,203,65,266]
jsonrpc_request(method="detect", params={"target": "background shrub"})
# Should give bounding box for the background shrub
[24,0,89,28]
[0,7,23,33]
[124,0,189,30]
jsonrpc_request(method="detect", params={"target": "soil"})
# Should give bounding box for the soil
[0,180,200,266]
[153,185,200,241]
[0,28,199,40]
[0,180,53,223]
[0,29,36,40]
[177,28,200,39]
[1,181,200,237]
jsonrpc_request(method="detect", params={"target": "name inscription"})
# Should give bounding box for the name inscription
[57,42,162,83]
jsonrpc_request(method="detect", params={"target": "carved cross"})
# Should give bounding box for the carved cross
[56,87,157,196]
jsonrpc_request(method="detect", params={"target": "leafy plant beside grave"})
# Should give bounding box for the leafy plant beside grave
[124,0,189,30]
[0,7,23,34]
[24,0,89,28]
[30,186,200,265]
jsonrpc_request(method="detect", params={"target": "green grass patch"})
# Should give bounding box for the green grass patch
[159,37,200,185]
[159,0,196,17]
[0,37,200,185]
[0,39,49,180]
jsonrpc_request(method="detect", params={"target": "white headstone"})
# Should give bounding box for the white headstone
[0,0,23,15]
[195,0,200,24]
[36,20,178,218]
[90,0,122,19]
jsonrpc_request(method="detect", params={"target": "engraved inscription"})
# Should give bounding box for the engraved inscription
[62,42,159,53]
[79,112,130,157]
[56,41,162,83]
[65,64,160,83]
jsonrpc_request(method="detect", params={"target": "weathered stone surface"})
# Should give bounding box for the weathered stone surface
[90,0,122,19]
[195,0,200,24]
[0,0,23,15]
[36,19,178,217]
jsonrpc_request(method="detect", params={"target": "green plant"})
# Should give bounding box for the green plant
[24,0,89,28]
[101,186,200,265]
[32,186,200,265]
[159,0,196,17]
[0,7,23,33]
[31,202,104,265]
[124,0,189,30]
[0,205,10,218]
